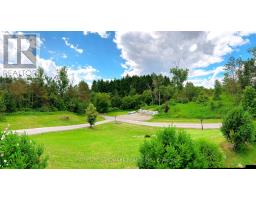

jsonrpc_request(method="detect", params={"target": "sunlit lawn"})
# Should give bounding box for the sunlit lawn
[31,122,256,169]
[0,111,104,130]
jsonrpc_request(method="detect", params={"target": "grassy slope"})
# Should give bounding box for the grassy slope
[149,95,235,122]
[106,110,129,116]
[0,111,104,130]
[31,122,256,169]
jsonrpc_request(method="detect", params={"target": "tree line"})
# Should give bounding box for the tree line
[0,67,90,114]
[0,47,256,116]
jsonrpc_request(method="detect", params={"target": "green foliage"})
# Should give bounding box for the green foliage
[237,53,256,89]
[86,103,98,127]
[0,67,92,114]
[142,90,153,105]
[162,102,170,113]
[138,128,224,169]
[0,130,47,169]
[213,80,222,100]
[209,100,216,111]
[57,67,69,96]
[184,82,198,101]
[221,107,255,151]
[121,95,142,110]
[93,93,111,113]
[0,94,6,113]
[196,140,224,168]
[242,86,256,117]
[111,95,122,108]
[91,74,170,97]
[170,67,189,89]
[176,97,189,104]
[196,93,209,104]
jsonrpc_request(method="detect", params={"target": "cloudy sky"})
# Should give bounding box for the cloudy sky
[1,31,256,88]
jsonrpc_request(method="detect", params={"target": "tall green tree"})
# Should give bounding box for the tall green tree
[213,80,222,100]
[86,103,98,128]
[184,82,198,101]
[78,81,90,102]
[57,67,69,97]
[223,57,242,96]
[152,74,164,105]
[237,48,256,89]
[170,67,189,90]
[242,86,256,117]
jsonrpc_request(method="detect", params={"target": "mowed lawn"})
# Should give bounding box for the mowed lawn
[148,118,222,123]
[31,123,157,169]
[31,122,256,169]
[0,111,104,130]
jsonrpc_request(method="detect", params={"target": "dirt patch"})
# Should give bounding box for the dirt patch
[116,113,153,121]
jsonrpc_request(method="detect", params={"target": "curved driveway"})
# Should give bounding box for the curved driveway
[105,116,222,129]
[14,115,221,135]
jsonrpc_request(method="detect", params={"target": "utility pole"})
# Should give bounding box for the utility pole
[200,119,204,130]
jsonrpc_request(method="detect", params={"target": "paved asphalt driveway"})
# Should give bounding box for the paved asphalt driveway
[13,115,221,135]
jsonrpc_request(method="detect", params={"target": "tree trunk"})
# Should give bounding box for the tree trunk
[158,91,161,106]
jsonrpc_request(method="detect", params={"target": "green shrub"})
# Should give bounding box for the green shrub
[176,96,189,104]
[162,102,170,113]
[121,95,142,110]
[196,93,209,104]
[142,90,153,105]
[0,130,48,169]
[111,95,122,108]
[196,140,224,168]
[221,107,255,151]
[209,101,216,111]
[94,93,111,113]
[242,86,256,117]
[86,103,98,128]
[138,128,224,169]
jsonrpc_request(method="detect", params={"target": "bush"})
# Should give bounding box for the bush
[162,102,170,113]
[196,93,209,104]
[176,96,189,104]
[209,101,217,111]
[121,95,142,110]
[111,95,122,108]
[86,103,98,128]
[0,130,48,169]
[138,128,224,169]
[242,86,256,117]
[74,102,86,114]
[94,93,111,113]
[38,105,51,112]
[221,107,255,151]
[196,140,224,168]
[142,90,152,105]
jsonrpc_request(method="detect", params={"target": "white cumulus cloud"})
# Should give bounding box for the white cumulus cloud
[114,31,254,87]
[37,57,100,86]
[83,31,109,38]
[62,37,83,54]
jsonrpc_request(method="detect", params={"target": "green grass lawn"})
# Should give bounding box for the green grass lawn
[31,122,256,169]
[106,110,129,116]
[152,101,232,119]
[31,122,157,169]
[148,118,222,123]
[0,111,104,130]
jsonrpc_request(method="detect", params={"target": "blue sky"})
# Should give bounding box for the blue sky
[1,31,256,88]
